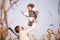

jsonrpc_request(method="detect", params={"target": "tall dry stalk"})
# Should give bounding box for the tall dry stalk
[0,0,19,40]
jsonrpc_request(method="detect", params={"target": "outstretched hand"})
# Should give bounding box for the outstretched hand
[36,10,40,14]
[21,11,24,15]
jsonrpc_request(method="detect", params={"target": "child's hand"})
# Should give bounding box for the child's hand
[36,10,40,14]
[21,11,24,15]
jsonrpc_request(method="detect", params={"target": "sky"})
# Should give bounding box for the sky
[0,0,59,40]
[58,0,60,24]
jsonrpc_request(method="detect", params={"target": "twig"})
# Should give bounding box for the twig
[7,0,19,13]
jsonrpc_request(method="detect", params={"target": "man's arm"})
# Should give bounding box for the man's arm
[26,23,36,33]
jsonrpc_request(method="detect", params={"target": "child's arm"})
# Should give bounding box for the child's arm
[33,8,40,15]
[21,11,29,17]
[35,10,40,15]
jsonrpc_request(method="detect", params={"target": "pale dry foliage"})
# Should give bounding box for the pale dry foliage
[0,28,8,40]
[0,0,19,40]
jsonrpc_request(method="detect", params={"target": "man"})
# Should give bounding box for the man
[15,23,36,40]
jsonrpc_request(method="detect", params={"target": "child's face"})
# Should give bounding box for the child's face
[28,6,32,11]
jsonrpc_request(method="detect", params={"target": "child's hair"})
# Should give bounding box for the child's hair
[27,3,34,8]
[15,25,19,33]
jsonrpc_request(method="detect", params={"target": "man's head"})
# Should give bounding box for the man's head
[15,25,24,33]
[27,3,34,11]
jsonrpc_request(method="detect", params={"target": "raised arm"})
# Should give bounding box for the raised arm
[21,11,29,17]
[26,23,36,33]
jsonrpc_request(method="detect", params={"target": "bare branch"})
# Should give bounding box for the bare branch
[7,0,19,13]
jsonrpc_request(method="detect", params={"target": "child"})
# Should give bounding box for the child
[21,3,39,26]
[14,23,36,40]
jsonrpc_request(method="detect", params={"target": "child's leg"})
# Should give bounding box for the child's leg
[28,17,34,26]
[28,17,38,26]
[28,21,33,26]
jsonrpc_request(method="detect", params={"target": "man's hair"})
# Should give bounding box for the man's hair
[15,25,24,33]
[27,3,34,8]
[15,25,19,33]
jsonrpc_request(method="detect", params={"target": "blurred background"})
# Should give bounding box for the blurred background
[0,0,60,40]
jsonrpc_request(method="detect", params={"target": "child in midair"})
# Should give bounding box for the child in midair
[21,3,39,26]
